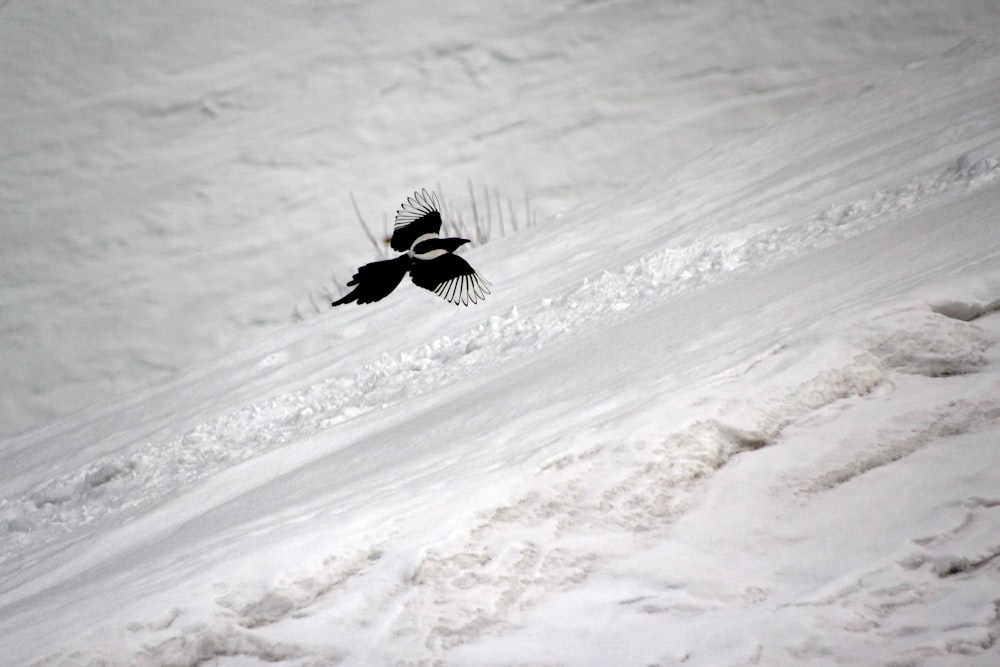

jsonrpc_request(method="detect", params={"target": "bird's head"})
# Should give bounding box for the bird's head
[440,237,472,253]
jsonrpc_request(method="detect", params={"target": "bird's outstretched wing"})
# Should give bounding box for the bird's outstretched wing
[332,255,412,306]
[391,189,443,252]
[409,254,491,306]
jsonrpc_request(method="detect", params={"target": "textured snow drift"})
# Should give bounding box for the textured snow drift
[3,6,1000,667]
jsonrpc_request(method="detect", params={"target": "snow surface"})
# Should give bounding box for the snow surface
[3,3,1000,666]
[6,0,1000,437]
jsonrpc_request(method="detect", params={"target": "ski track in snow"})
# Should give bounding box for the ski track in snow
[2,153,999,584]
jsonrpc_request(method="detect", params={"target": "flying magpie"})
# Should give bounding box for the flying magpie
[331,189,491,307]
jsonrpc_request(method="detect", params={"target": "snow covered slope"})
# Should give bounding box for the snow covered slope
[3,21,1000,665]
[5,0,1000,437]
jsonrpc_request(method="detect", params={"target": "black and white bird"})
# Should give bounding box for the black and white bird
[331,189,491,307]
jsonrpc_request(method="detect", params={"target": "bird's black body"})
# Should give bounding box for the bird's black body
[332,190,491,307]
